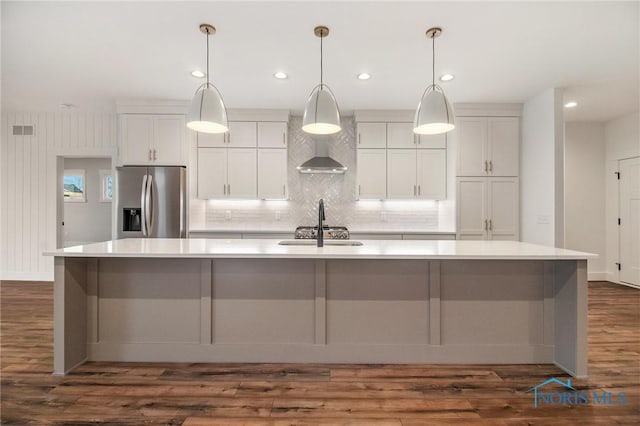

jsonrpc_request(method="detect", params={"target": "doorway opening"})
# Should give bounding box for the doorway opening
[618,156,639,288]
[56,156,113,248]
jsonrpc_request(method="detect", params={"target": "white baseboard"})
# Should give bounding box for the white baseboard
[0,271,53,282]
[588,272,607,281]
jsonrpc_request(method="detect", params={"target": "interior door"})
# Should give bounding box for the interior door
[619,157,640,286]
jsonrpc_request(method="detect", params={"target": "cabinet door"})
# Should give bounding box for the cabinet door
[257,122,288,148]
[153,115,185,165]
[418,133,446,149]
[227,148,257,198]
[356,122,386,148]
[487,177,519,240]
[258,149,288,199]
[387,149,417,199]
[227,122,257,147]
[387,122,416,148]
[456,117,488,176]
[417,149,446,200]
[197,148,227,199]
[456,177,487,240]
[488,117,519,176]
[197,132,226,148]
[357,149,387,199]
[121,115,153,165]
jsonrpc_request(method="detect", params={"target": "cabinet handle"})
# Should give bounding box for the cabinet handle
[489,160,493,172]
[358,184,361,196]
[283,184,286,195]
[223,184,226,195]
[227,184,231,195]
[414,135,417,145]
[418,185,421,196]
[153,149,157,161]
[283,132,286,145]
[484,219,488,231]
[484,160,488,172]
[413,185,417,196]
[358,133,361,144]
[148,149,152,161]
[489,219,493,231]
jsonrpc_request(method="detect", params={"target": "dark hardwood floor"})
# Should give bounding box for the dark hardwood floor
[1,280,638,425]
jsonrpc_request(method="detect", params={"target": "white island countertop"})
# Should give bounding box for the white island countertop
[45,238,596,260]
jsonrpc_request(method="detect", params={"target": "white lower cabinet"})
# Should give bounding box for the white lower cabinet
[456,177,519,240]
[198,148,256,199]
[356,149,387,199]
[258,149,288,199]
[387,149,446,200]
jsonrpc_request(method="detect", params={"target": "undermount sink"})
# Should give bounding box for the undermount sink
[278,240,363,246]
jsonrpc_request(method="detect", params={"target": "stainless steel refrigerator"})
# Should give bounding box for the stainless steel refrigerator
[116,166,186,239]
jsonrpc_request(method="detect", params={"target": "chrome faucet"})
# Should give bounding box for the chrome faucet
[317,198,326,247]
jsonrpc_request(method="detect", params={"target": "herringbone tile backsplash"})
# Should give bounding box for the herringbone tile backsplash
[192,116,455,232]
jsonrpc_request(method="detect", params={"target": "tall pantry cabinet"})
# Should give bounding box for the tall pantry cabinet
[455,115,520,240]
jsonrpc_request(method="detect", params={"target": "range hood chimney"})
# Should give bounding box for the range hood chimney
[297,138,347,174]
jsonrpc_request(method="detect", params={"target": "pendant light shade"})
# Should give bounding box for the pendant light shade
[413,84,455,135]
[187,83,228,133]
[302,84,341,135]
[413,27,455,135]
[302,26,341,135]
[186,24,229,134]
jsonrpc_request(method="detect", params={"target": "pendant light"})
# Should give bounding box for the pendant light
[413,27,455,135]
[187,24,229,134]
[302,26,341,135]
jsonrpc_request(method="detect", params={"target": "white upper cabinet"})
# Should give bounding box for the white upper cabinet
[456,116,519,176]
[197,131,226,148]
[357,149,387,199]
[227,121,257,148]
[227,148,257,198]
[120,114,185,166]
[416,149,446,200]
[387,150,417,199]
[456,117,488,176]
[387,123,415,148]
[258,149,288,199]
[357,122,386,148]
[197,148,227,199]
[487,117,519,177]
[257,122,288,148]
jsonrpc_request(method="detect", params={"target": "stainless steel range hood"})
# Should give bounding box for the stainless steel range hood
[297,139,347,174]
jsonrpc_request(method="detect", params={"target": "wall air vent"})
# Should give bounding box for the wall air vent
[12,125,35,136]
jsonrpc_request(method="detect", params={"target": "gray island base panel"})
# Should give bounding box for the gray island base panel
[51,243,589,378]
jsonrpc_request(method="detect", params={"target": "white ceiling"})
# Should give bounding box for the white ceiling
[2,1,638,122]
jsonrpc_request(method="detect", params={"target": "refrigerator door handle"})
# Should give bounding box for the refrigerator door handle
[145,174,153,235]
[140,174,148,236]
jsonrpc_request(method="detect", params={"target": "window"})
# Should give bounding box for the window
[99,170,113,202]
[63,169,86,202]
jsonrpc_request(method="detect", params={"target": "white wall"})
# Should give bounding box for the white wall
[604,111,640,284]
[1,112,116,280]
[564,122,606,279]
[63,157,112,246]
[520,88,564,247]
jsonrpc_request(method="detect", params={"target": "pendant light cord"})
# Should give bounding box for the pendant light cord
[432,34,435,87]
[206,30,211,86]
[320,33,324,87]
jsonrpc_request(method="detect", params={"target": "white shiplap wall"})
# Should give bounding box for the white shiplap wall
[1,112,116,280]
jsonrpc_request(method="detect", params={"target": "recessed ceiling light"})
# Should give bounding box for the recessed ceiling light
[564,101,578,108]
[357,73,371,80]
[274,71,288,79]
[191,70,206,78]
[440,74,455,82]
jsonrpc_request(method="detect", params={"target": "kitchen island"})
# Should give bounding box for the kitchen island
[46,239,594,377]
